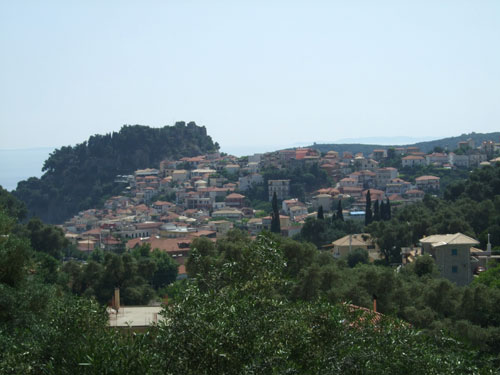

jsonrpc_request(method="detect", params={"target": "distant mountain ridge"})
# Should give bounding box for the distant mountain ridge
[331,136,439,145]
[13,122,219,223]
[310,132,500,155]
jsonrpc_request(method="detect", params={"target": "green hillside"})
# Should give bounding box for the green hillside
[13,122,219,223]
[312,131,500,155]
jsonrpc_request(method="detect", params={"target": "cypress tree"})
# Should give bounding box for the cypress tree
[365,190,373,226]
[270,192,281,234]
[380,200,387,221]
[317,205,324,220]
[386,197,391,220]
[337,200,344,222]
[373,199,380,221]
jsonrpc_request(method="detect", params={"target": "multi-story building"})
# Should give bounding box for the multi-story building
[372,149,387,161]
[415,175,440,192]
[425,153,450,166]
[402,155,426,168]
[419,233,479,286]
[268,179,290,201]
[238,173,264,191]
[312,194,333,212]
[385,178,411,195]
[375,167,398,189]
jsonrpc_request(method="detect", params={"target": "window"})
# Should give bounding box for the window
[451,249,458,256]
[452,266,458,273]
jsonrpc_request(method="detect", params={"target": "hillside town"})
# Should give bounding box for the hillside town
[62,137,500,280]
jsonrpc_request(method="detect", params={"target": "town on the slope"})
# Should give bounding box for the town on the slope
[62,137,500,283]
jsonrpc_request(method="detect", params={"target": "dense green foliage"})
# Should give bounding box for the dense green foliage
[181,231,497,373]
[13,122,219,223]
[399,165,471,193]
[270,192,281,233]
[294,165,500,264]
[295,217,364,248]
[377,165,500,249]
[0,192,170,373]
[3,156,500,373]
[1,186,499,373]
[0,186,27,221]
[60,245,178,305]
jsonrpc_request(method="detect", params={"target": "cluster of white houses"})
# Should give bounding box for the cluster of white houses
[64,137,499,281]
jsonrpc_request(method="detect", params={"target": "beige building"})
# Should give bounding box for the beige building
[208,220,233,237]
[375,167,398,189]
[211,208,244,220]
[172,169,189,182]
[325,233,380,261]
[419,233,479,286]
[312,193,333,212]
[402,155,426,168]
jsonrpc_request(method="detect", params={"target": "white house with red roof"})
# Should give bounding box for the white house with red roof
[402,155,426,168]
[225,193,246,208]
[415,175,440,192]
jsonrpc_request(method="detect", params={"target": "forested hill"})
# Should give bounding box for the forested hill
[312,131,500,155]
[13,122,219,224]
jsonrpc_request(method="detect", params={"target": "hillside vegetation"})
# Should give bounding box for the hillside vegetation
[3,169,500,372]
[0,190,496,373]
[312,131,500,155]
[13,122,218,223]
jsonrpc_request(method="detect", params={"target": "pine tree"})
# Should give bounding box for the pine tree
[365,190,373,226]
[337,200,344,222]
[373,200,380,221]
[270,192,281,234]
[317,205,324,220]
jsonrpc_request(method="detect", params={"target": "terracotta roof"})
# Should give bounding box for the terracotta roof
[378,167,397,171]
[103,237,121,245]
[358,170,376,176]
[362,189,385,197]
[415,175,440,181]
[154,201,174,206]
[226,193,245,199]
[315,188,340,195]
[388,194,404,201]
[344,303,384,326]
[402,155,425,160]
[127,237,193,252]
[136,222,162,229]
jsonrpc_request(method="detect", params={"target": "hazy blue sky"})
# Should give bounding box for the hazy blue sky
[1,1,499,153]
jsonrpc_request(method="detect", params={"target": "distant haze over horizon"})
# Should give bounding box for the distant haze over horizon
[0,147,54,192]
[0,130,494,191]
[1,2,499,150]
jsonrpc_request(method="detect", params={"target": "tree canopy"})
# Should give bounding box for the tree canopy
[13,122,219,223]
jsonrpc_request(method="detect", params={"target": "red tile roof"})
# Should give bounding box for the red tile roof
[226,193,245,199]
[415,175,440,181]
